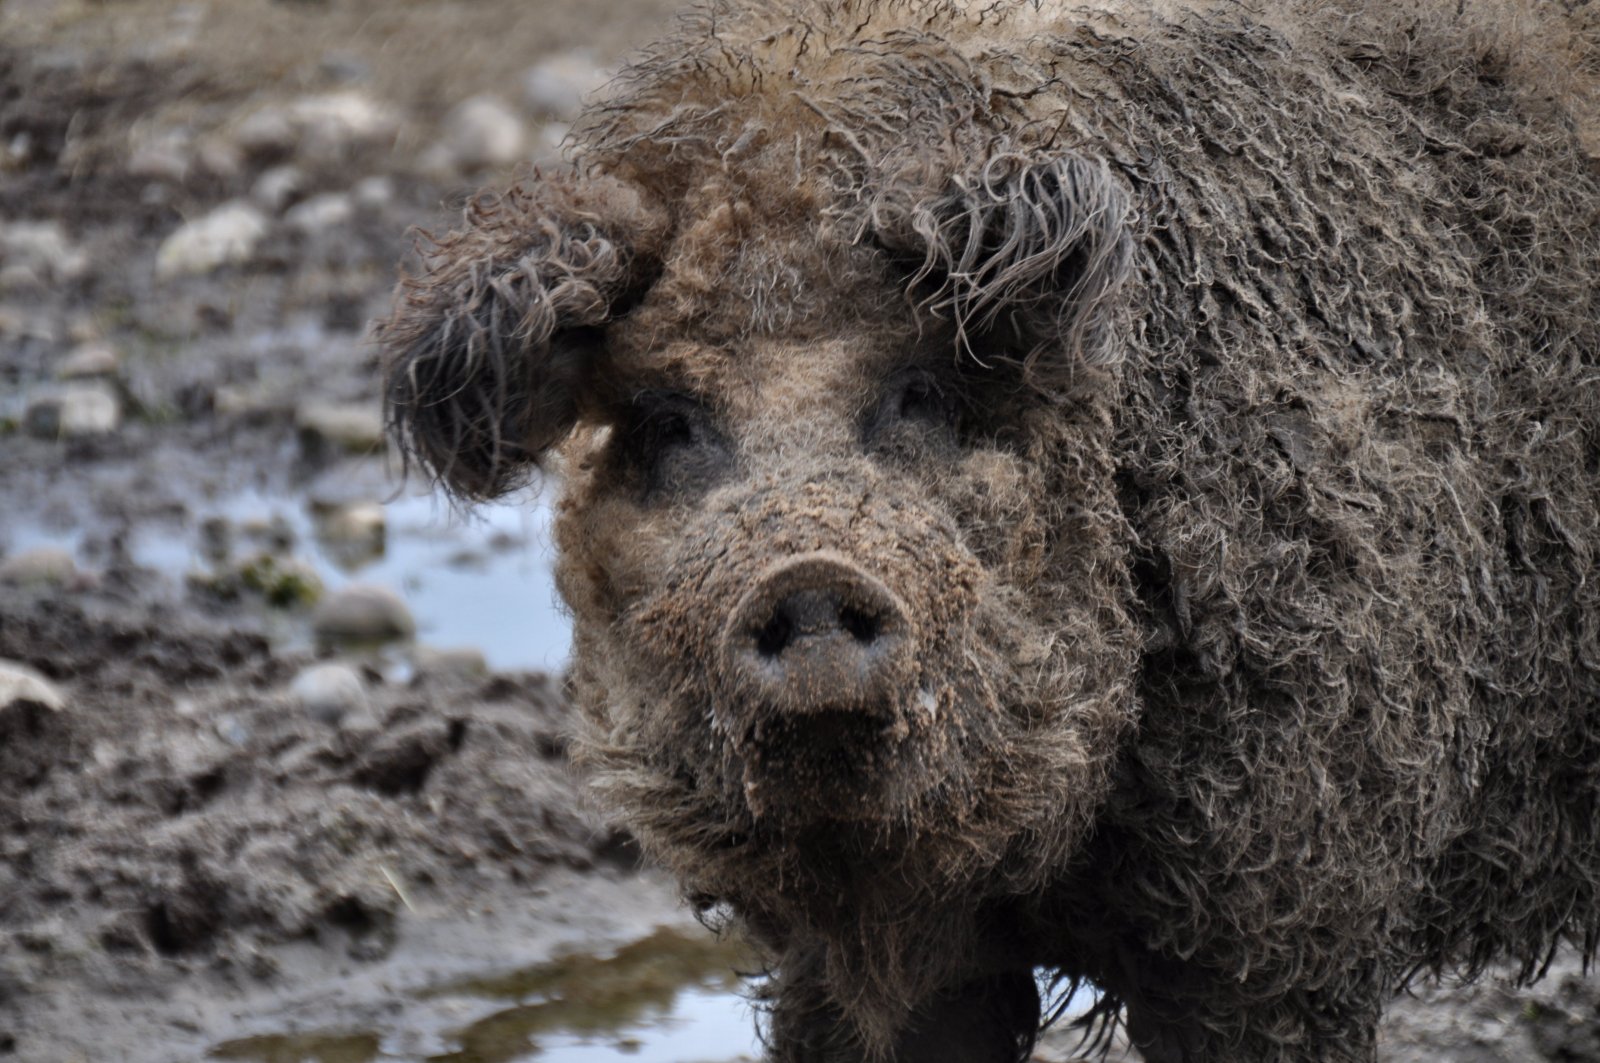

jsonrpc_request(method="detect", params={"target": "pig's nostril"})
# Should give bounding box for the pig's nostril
[756,613,794,659]
[840,604,879,645]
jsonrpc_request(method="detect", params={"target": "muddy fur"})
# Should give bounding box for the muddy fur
[382,1,1600,1060]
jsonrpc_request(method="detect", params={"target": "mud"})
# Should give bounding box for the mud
[0,0,1596,1060]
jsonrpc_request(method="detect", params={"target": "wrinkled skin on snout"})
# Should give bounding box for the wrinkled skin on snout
[382,147,1139,1057]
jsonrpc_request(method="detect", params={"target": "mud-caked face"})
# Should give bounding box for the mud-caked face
[382,151,1138,902]
[554,300,1137,891]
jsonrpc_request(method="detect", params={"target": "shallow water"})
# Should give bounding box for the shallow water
[207,927,762,1063]
[5,474,573,672]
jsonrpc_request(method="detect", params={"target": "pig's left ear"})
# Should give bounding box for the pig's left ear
[380,174,668,500]
[872,152,1133,379]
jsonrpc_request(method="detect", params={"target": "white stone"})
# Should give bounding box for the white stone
[522,53,609,121]
[234,92,399,164]
[0,220,89,283]
[24,382,121,438]
[55,342,121,381]
[291,661,370,726]
[316,502,386,547]
[296,401,386,456]
[126,128,193,183]
[312,584,416,644]
[437,95,526,171]
[352,175,394,210]
[155,201,268,279]
[411,645,489,679]
[284,192,355,235]
[0,661,65,713]
[0,547,77,586]
[252,166,305,214]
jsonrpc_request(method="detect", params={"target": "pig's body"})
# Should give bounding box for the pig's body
[383,1,1600,1059]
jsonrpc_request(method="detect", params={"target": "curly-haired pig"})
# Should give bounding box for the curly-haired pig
[381,1,1600,1059]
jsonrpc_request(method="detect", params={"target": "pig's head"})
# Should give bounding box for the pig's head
[381,27,1141,1018]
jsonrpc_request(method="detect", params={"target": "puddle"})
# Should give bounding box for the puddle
[3,467,572,672]
[207,927,762,1063]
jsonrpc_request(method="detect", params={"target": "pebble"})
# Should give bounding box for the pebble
[54,342,121,381]
[0,547,77,586]
[352,175,394,210]
[429,95,526,174]
[291,661,371,727]
[0,220,89,284]
[296,401,386,457]
[125,128,194,184]
[312,584,415,645]
[23,382,121,438]
[155,201,269,279]
[284,192,355,235]
[315,502,386,549]
[0,661,65,714]
[411,646,489,680]
[522,53,609,121]
[251,165,305,214]
[233,92,399,164]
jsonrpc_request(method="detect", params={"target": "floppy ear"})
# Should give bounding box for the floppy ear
[380,173,669,500]
[872,152,1133,381]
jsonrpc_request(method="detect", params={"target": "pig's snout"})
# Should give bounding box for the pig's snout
[722,553,913,715]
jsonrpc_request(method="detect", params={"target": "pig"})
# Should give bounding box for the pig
[380,1,1600,1059]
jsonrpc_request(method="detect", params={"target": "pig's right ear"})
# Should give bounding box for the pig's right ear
[380,174,668,500]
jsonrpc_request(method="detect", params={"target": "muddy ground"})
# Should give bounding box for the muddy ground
[0,1,1597,1061]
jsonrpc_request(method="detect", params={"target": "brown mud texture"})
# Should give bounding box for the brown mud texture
[0,1,1597,1062]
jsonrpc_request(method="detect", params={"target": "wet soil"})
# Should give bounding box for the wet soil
[0,1,1596,1061]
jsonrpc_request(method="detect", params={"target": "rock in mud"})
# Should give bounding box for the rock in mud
[291,661,373,727]
[0,220,89,286]
[54,342,121,381]
[285,192,355,235]
[23,382,121,438]
[315,501,386,550]
[0,547,77,586]
[353,175,395,210]
[427,95,527,174]
[296,401,386,457]
[411,645,489,680]
[312,584,415,645]
[232,91,399,165]
[0,661,66,714]
[155,201,269,279]
[523,52,609,120]
[252,165,306,214]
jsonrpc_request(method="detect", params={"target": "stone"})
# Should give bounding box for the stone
[296,401,386,457]
[0,547,77,586]
[411,645,489,680]
[0,221,89,284]
[291,661,371,727]
[352,175,394,210]
[312,584,416,645]
[155,201,268,279]
[234,92,399,164]
[284,192,355,235]
[435,95,526,172]
[251,166,305,214]
[24,382,121,438]
[126,128,193,184]
[315,502,386,546]
[0,661,65,714]
[522,53,609,121]
[54,342,121,381]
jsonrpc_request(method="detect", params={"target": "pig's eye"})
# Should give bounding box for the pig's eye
[865,369,959,455]
[621,391,731,499]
